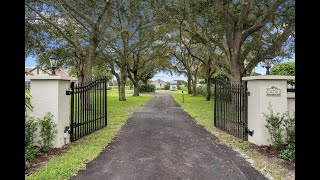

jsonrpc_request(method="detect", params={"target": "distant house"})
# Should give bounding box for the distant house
[150,79,168,90]
[25,66,70,90]
[25,66,70,78]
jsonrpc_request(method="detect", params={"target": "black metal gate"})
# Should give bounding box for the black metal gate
[213,78,248,140]
[67,76,107,141]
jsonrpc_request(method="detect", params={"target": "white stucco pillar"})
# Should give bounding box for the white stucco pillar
[29,76,77,148]
[242,75,295,146]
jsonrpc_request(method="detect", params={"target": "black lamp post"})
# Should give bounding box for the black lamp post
[264,54,272,75]
[49,54,59,75]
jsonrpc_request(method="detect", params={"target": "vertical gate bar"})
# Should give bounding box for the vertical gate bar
[84,83,86,136]
[221,80,224,130]
[84,83,87,137]
[237,84,242,139]
[94,79,96,131]
[86,83,89,135]
[214,78,217,127]
[245,81,248,140]
[216,79,221,128]
[227,83,230,134]
[91,82,93,133]
[81,83,84,138]
[100,79,102,129]
[229,84,236,136]
[74,83,77,141]
[104,76,107,126]
[233,84,236,138]
[232,84,234,136]
[82,84,85,138]
[240,84,243,139]
[223,81,226,131]
[219,81,222,128]
[226,84,233,134]
[70,82,74,142]
[81,84,84,139]
[239,84,241,139]
[89,83,91,134]
[77,84,79,140]
[235,84,237,138]
[90,83,92,134]
[86,83,88,135]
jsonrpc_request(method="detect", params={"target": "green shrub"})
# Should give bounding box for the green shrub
[25,145,40,168]
[264,105,295,161]
[139,84,155,92]
[38,112,57,152]
[107,86,112,90]
[263,106,285,148]
[25,91,33,112]
[25,115,39,168]
[25,115,38,147]
[279,144,295,161]
[196,87,206,96]
[283,112,295,145]
[164,84,170,90]
[196,87,215,97]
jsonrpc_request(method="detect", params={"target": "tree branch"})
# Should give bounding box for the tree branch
[57,0,95,26]
[242,0,287,40]
[25,2,81,51]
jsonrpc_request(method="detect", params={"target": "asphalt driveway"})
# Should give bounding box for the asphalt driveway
[71,93,266,180]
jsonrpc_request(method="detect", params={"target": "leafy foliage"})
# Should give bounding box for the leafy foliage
[279,144,295,161]
[25,145,40,169]
[139,84,156,93]
[25,115,39,168]
[250,72,261,76]
[25,91,33,113]
[270,62,295,76]
[264,105,295,161]
[264,106,285,148]
[164,84,170,90]
[25,115,38,147]
[38,112,57,152]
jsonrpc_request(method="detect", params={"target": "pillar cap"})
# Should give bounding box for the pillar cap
[242,75,295,81]
[28,75,77,81]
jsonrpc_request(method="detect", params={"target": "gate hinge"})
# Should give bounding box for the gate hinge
[246,91,250,96]
[66,90,72,95]
[246,128,254,136]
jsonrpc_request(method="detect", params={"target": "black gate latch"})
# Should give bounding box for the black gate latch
[66,90,72,95]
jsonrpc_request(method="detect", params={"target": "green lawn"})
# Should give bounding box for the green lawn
[172,92,214,129]
[26,89,152,180]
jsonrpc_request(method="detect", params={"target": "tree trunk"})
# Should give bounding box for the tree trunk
[206,66,212,101]
[229,33,243,84]
[230,56,242,84]
[133,82,139,96]
[187,72,192,94]
[132,72,139,97]
[119,68,127,101]
[192,74,197,96]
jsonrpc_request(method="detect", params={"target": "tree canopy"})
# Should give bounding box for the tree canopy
[26,0,295,100]
[270,62,295,76]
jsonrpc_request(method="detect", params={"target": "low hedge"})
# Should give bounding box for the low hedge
[139,84,155,92]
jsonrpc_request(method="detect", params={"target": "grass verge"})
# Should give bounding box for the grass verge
[26,89,152,180]
[172,92,292,180]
